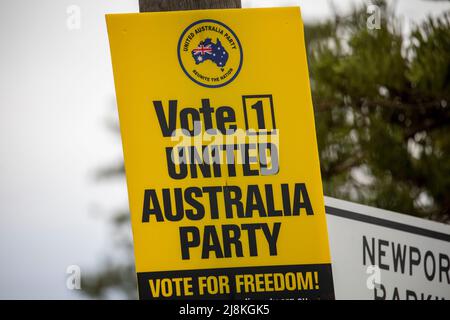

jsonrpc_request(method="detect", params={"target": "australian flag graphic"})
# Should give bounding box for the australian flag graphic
[191,38,228,68]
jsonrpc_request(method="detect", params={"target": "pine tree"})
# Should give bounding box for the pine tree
[306,1,450,222]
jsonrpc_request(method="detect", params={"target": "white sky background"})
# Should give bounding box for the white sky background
[0,0,449,299]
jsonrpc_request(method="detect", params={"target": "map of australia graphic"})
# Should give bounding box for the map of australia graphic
[192,38,228,68]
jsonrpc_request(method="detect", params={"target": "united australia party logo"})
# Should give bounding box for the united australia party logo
[177,19,243,88]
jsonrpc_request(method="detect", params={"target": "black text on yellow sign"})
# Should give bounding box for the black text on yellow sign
[106,7,334,300]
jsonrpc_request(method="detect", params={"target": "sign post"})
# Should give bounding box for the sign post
[139,0,241,12]
[107,6,334,300]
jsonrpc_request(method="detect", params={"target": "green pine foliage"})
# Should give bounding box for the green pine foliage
[306,1,450,222]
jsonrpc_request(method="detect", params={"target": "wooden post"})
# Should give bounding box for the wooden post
[139,0,241,12]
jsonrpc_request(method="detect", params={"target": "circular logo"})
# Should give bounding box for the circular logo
[177,19,243,88]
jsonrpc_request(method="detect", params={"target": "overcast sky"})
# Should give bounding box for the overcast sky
[0,0,449,299]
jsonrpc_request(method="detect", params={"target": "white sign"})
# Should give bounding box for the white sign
[325,197,450,300]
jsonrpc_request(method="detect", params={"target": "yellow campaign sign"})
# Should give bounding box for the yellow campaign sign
[106,7,334,300]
